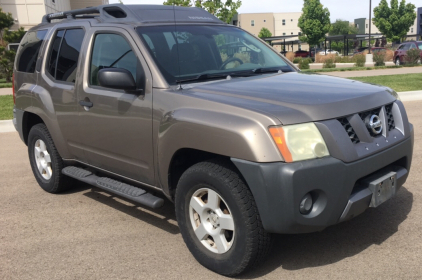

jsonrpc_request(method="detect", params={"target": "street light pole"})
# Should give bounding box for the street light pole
[369,0,372,54]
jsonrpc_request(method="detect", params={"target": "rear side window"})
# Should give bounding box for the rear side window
[47,28,85,83]
[17,30,47,73]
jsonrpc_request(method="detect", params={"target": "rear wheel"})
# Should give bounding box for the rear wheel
[28,123,73,193]
[175,159,272,276]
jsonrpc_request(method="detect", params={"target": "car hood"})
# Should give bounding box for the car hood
[184,72,398,125]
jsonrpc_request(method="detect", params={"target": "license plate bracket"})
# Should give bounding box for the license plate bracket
[365,171,397,208]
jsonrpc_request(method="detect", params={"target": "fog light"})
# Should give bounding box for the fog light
[300,193,313,215]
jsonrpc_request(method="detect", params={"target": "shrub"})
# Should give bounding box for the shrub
[385,49,394,61]
[323,58,336,68]
[354,54,366,67]
[373,51,386,66]
[298,58,312,69]
[315,54,336,63]
[293,57,301,63]
[405,48,421,64]
[285,52,295,62]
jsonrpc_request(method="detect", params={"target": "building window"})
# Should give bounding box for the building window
[291,32,293,35]
[283,33,286,35]
[291,19,293,21]
[366,24,368,28]
[251,20,255,27]
[411,28,414,33]
[298,32,301,36]
[264,20,266,22]
[282,19,285,25]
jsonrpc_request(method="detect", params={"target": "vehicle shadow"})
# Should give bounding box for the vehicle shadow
[239,187,413,279]
[82,188,180,235]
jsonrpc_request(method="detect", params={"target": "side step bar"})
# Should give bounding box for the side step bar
[62,166,164,209]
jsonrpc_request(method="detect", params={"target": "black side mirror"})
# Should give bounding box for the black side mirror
[98,68,137,91]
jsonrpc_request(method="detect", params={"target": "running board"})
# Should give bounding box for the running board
[62,166,164,209]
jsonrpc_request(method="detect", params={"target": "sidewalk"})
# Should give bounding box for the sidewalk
[0,88,12,96]
[323,66,422,78]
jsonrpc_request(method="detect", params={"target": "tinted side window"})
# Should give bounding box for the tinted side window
[47,28,85,83]
[17,30,47,73]
[47,30,65,78]
[90,33,137,86]
[56,29,85,82]
[403,44,410,51]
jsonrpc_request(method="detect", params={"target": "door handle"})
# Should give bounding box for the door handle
[79,100,93,108]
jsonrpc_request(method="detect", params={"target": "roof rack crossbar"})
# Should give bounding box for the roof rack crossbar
[42,7,101,23]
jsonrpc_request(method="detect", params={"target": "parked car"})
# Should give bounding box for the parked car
[394,41,422,65]
[318,49,339,55]
[13,4,414,277]
[310,47,322,56]
[294,50,309,57]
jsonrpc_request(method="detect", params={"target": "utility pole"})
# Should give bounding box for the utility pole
[369,0,372,54]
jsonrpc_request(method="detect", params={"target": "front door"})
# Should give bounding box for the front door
[76,27,155,185]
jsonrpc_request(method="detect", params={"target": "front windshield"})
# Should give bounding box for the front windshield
[137,25,293,84]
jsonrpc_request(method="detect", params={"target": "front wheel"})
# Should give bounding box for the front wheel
[395,57,401,66]
[175,160,272,276]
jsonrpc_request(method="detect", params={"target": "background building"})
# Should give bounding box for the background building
[0,0,109,30]
[238,12,306,52]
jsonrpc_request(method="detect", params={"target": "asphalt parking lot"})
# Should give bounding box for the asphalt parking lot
[1,101,421,280]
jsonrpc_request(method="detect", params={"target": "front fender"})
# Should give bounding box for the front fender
[157,108,283,194]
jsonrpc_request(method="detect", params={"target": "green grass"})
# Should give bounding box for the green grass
[349,73,422,92]
[0,95,13,120]
[0,83,12,88]
[301,64,422,73]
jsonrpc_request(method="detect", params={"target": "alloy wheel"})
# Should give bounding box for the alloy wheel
[189,188,235,254]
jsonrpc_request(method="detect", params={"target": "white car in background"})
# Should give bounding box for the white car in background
[318,49,339,55]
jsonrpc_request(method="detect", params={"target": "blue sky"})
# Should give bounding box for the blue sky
[110,0,422,22]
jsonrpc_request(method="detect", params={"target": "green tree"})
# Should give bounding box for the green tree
[298,0,331,46]
[3,27,25,43]
[0,8,15,43]
[0,28,25,82]
[329,20,358,54]
[258,27,272,38]
[329,19,358,35]
[373,0,416,42]
[0,46,15,82]
[163,0,241,24]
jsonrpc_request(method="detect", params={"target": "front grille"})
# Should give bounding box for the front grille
[385,103,395,131]
[359,107,382,137]
[338,118,360,144]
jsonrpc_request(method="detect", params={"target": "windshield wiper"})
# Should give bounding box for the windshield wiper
[176,73,230,84]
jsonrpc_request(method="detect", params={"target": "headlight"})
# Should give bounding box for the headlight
[269,123,330,162]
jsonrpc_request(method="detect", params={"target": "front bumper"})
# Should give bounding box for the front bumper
[231,129,414,234]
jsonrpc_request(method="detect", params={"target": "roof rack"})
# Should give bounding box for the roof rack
[41,4,226,25]
[42,5,131,23]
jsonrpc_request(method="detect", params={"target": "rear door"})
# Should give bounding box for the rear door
[36,24,88,161]
[76,27,155,185]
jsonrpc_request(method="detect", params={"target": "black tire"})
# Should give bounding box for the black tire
[175,159,272,277]
[395,57,401,66]
[28,123,72,193]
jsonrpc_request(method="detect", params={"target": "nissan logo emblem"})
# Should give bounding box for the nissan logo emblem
[366,115,383,135]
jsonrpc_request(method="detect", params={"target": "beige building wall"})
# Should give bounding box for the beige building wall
[238,13,274,37]
[363,19,380,34]
[0,0,108,30]
[238,12,308,52]
[274,12,302,36]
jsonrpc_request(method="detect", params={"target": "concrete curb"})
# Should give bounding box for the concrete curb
[0,91,421,133]
[0,120,15,133]
[398,90,422,102]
